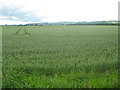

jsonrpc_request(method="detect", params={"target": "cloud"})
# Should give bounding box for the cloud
[0,16,19,21]
[0,5,42,22]
[0,0,119,25]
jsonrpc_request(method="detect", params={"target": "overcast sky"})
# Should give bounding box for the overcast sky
[0,0,119,25]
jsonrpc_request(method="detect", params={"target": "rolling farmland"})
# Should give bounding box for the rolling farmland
[2,25,118,88]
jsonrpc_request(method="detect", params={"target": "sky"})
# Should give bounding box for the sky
[0,0,119,25]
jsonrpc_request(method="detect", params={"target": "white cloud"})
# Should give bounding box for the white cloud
[0,16,19,20]
[0,0,119,24]
[0,20,39,25]
[0,16,8,19]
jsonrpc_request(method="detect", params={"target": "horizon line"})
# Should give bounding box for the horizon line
[0,20,119,25]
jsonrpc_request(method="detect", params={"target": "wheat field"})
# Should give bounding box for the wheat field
[2,25,118,88]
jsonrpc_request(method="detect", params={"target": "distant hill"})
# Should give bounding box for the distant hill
[74,21,120,25]
[25,21,119,26]
[1,20,119,26]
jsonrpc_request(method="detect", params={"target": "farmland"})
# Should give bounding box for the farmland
[2,25,118,88]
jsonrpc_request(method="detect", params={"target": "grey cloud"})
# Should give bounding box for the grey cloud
[0,6,42,22]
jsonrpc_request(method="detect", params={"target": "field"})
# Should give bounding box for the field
[2,25,118,88]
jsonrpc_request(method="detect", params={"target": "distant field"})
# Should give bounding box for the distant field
[2,25,118,88]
